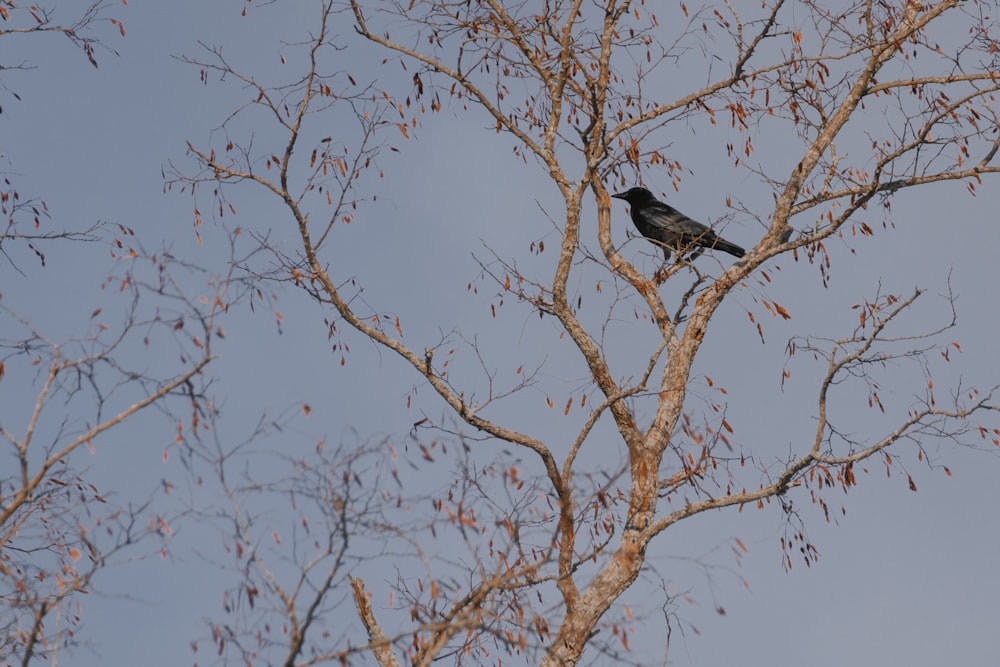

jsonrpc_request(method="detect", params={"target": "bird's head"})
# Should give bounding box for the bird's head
[610,187,655,205]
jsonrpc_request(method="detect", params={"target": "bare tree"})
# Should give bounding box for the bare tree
[176,1,1000,665]
[0,4,236,663]
[0,0,124,73]
[0,250,230,663]
[1,1,127,275]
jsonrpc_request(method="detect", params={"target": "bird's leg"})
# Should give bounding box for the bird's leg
[672,246,706,280]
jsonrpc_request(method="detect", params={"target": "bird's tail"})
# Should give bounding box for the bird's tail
[712,238,745,258]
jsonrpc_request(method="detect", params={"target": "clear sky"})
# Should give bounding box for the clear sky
[4,2,1000,666]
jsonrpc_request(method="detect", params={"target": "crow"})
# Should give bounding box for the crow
[611,187,745,260]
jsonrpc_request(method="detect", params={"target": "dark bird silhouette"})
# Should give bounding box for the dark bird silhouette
[611,187,745,260]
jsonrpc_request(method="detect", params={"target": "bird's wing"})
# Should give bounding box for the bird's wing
[641,202,711,236]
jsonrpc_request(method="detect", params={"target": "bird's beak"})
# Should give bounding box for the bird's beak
[610,191,626,199]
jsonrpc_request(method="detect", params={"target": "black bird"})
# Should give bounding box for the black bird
[611,187,745,260]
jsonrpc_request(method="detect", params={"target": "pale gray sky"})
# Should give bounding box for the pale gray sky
[4,2,1000,666]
